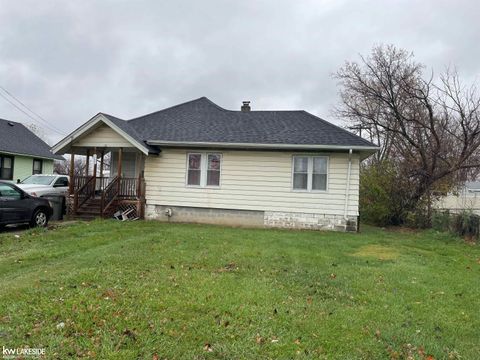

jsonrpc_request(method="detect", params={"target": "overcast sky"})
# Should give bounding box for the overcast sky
[0,0,479,144]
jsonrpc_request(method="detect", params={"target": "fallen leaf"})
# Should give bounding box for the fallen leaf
[255,334,264,345]
[294,338,301,345]
[330,273,337,279]
[374,329,381,339]
[203,343,213,352]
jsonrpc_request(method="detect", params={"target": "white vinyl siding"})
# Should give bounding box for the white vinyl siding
[144,149,360,216]
[75,123,134,148]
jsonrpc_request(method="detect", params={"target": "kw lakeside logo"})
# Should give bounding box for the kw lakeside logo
[2,346,46,358]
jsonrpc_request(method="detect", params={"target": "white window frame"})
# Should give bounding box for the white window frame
[185,152,222,188]
[291,155,329,192]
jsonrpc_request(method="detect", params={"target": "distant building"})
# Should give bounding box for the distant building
[435,181,480,215]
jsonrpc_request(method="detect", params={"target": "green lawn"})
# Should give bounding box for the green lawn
[0,221,479,359]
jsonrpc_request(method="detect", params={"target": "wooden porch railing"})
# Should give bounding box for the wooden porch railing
[118,177,140,198]
[74,176,89,191]
[100,176,120,216]
[72,176,144,216]
[74,176,96,211]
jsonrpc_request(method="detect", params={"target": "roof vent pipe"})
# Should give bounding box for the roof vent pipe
[241,101,251,112]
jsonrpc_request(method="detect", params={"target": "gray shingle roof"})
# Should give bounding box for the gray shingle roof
[102,97,377,149]
[100,113,159,153]
[0,118,63,160]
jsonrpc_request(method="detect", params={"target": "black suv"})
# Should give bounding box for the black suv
[0,181,53,229]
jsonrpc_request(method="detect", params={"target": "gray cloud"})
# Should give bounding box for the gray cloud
[0,0,478,144]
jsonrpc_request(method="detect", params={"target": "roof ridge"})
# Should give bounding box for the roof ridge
[128,96,222,122]
[0,118,25,126]
[300,110,378,147]
[98,112,125,121]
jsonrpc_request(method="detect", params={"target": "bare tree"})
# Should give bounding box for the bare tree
[335,45,480,221]
[54,153,111,177]
[25,123,51,145]
[54,156,86,176]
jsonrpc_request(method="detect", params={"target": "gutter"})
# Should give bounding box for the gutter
[344,148,353,220]
[0,150,62,161]
[146,140,379,152]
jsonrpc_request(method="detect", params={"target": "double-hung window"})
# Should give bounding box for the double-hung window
[33,159,43,175]
[292,155,328,191]
[186,153,222,187]
[0,155,13,180]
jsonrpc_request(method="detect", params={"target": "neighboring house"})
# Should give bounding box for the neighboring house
[0,118,63,182]
[435,181,480,215]
[52,97,378,231]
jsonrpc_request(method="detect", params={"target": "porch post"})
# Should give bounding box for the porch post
[85,149,90,177]
[117,148,123,178]
[69,152,75,195]
[99,150,105,178]
[99,150,105,191]
[117,147,123,193]
[92,147,97,179]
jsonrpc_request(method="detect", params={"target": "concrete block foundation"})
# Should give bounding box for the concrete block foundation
[146,204,358,232]
[145,205,265,227]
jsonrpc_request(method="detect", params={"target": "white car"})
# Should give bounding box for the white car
[17,174,69,198]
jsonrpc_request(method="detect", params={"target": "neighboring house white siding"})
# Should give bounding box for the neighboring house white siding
[75,124,133,148]
[435,192,480,215]
[144,148,359,230]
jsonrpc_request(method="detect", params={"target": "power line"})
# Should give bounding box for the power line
[0,86,67,136]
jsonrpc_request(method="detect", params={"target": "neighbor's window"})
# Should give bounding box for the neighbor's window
[0,155,13,180]
[186,153,222,187]
[33,159,43,174]
[292,155,328,191]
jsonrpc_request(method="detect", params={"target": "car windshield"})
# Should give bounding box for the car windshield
[21,176,56,185]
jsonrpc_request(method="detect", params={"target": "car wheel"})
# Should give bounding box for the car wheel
[31,209,49,228]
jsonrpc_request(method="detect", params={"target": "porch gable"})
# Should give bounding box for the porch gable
[52,114,150,155]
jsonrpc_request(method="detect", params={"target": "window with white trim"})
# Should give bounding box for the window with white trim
[292,156,328,191]
[186,153,222,187]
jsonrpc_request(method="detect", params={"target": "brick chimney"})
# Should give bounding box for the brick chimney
[241,101,251,112]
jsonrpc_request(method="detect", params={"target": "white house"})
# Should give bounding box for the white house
[52,97,378,231]
[435,181,480,215]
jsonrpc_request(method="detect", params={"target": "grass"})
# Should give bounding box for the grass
[0,221,479,359]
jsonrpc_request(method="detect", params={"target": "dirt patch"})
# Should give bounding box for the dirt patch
[351,244,400,260]
[384,226,420,234]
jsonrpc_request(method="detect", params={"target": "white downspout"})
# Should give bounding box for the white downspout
[344,149,353,220]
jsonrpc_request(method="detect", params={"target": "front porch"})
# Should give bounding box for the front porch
[67,147,146,219]
[51,113,160,219]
